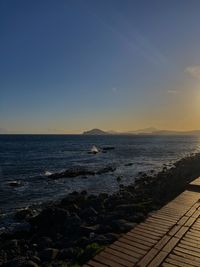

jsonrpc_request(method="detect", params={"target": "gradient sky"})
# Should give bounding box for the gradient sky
[1,0,200,133]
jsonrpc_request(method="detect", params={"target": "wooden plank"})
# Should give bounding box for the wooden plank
[180,239,200,248]
[165,257,195,267]
[162,237,179,253]
[130,229,160,240]
[168,253,200,267]
[178,242,200,253]
[133,226,162,237]
[100,251,133,266]
[111,242,145,256]
[155,235,171,250]
[173,249,200,263]
[116,238,149,251]
[174,226,188,238]
[146,218,173,227]
[168,225,182,236]
[191,210,200,218]
[86,260,108,267]
[105,247,138,263]
[174,246,200,258]
[148,251,168,267]
[126,232,157,244]
[111,242,143,258]
[184,217,196,227]
[93,254,123,267]
[162,263,177,267]
[137,248,159,267]
[120,235,153,248]
[150,214,178,223]
[110,243,144,258]
[137,223,167,234]
[177,216,188,225]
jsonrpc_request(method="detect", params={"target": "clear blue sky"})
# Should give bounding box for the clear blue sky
[1,0,200,133]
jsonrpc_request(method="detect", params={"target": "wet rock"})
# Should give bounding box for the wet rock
[48,166,95,179]
[124,163,133,166]
[96,166,116,175]
[102,146,115,151]
[7,181,23,187]
[39,248,59,262]
[15,208,37,221]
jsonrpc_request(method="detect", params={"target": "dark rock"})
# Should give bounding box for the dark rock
[104,232,120,242]
[102,147,115,151]
[36,236,53,249]
[29,256,40,265]
[96,166,116,175]
[80,207,98,219]
[124,163,133,166]
[48,166,95,179]
[15,208,37,221]
[7,181,23,187]
[21,261,39,267]
[111,219,137,233]
[57,247,82,260]
[30,207,70,235]
[39,248,59,262]
[79,225,99,236]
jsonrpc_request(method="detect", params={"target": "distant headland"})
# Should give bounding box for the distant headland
[83,127,200,136]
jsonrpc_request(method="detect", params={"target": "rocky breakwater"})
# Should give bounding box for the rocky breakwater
[1,153,200,267]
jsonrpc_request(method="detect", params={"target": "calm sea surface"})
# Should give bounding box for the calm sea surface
[1,134,200,213]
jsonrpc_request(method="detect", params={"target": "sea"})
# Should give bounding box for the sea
[1,134,200,215]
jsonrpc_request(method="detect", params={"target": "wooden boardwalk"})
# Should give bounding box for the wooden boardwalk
[83,177,200,267]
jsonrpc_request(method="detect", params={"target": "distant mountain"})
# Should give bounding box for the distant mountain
[82,128,200,136]
[83,128,109,135]
[152,130,200,135]
[127,127,158,134]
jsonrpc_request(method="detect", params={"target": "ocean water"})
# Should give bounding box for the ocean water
[0,134,200,214]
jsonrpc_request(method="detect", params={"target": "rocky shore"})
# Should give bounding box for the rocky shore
[1,153,200,267]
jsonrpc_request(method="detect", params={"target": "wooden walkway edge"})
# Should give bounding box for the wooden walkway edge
[83,177,200,267]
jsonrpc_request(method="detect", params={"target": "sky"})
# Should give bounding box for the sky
[1,0,200,134]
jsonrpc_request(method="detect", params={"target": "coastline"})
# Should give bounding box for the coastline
[1,153,200,266]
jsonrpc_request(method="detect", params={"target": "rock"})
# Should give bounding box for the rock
[15,208,37,221]
[90,234,110,245]
[21,261,39,267]
[78,243,103,264]
[104,232,120,242]
[111,219,137,233]
[124,163,133,166]
[57,247,82,260]
[79,225,99,236]
[2,258,38,267]
[37,236,53,249]
[96,166,116,175]
[80,207,98,219]
[30,207,70,234]
[102,147,115,151]
[7,181,23,187]
[39,248,59,262]
[30,256,40,265]
[48,166,95,179]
